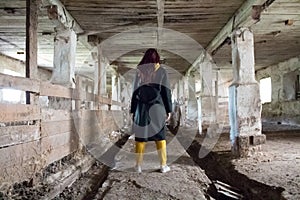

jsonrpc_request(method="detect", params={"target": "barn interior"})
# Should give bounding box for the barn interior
[0,0,299,199]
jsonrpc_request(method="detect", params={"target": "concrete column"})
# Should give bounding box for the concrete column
[196,97,202,134]
[178,79,185,126]
[172,82,178,103]
[95,46,108,110]
[120,80,132,130]
[229,28,265,157]
[185,75,198,126]
[51,27,76,88]
[93,60,99,95]
[117,74,121,103]
[198,60,218,136]
[96,46,107,96]
[111,73,119,110]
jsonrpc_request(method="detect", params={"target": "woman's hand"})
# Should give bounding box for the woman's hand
[130,113,134,121]
[165,112,172,123]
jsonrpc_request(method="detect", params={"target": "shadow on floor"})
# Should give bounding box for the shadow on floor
[176,131,286,200]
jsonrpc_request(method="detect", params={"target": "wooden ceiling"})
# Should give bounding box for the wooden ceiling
[0,0,300,81]
[62,0,245,77]
[213,0,300,71]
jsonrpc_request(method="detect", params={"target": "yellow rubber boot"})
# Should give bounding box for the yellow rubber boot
[135,141,146,168]
[155,140,167,166]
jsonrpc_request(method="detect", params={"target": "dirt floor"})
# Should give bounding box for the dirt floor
[231,123,300,200]
[199,122,300,200]
[86,123,300,199]
[1,123,299,200]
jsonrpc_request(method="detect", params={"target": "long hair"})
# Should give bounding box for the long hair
[137,48,160,84]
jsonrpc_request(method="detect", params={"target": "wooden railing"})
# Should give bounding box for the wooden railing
[0,73,125,185]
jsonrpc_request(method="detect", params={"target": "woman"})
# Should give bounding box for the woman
[130,48,172,173]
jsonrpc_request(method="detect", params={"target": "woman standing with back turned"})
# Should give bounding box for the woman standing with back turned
[130,48,172,173]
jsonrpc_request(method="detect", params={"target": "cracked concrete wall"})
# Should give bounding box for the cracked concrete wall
[256,56,300,124]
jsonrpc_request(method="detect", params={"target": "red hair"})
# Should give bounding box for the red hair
[137,48,160,84]
[138,48,160,66]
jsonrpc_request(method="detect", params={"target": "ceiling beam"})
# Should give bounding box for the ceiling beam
[42,0,83,33]
[156,0,165,49]
[206,0,275,55]
[186,0,277,75]
[42,0,93,50]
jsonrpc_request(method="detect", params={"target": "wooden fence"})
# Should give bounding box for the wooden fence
[0,73,124,185]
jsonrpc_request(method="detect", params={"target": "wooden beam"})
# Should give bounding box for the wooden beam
[40,82,73,98]
[0,104,40,122]
[156,0,165,48]
[41,120,74,137]
[26,0,39,104]
[0,125,40,148]
[87,35,101,47]
[0,73,40,93]
[206,0,274,55]
[42,0,83,33]
[42,0,93,50]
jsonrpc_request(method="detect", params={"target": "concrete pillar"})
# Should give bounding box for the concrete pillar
[111,72,120,110]
[117,74,121,104]
[229,28,265,157]
[185,75,197,126]
[96,46,107,96]
[196,97,202,133]
[172,82,178,103]
[198,60,218,136]
[51,27,76,88]
[95,46,109,110]
[177,79,186,126]
[120,79,132,130]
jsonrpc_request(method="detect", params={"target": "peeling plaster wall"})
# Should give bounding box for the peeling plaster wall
[256,56,300,124]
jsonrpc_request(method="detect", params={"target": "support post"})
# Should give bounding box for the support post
[96,45,109,110]
[26,0,38,104]
[97,46,107,97]
[229,28,265,157]
[111,72,119,110]
[198,60,218,136]
[178,79,185,126]
[50,27,77,88]
[185,75,197,126]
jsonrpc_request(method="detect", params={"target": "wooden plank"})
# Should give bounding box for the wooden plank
[26,0,39,104]
[0,73,39,93]
[0,140,41,168]
[206,0,269,54]
[72,88,98,101]
[42,0,83,34]
[111,100,125,107]
[44,139,78,165]
[41,130,79,164]
[98,96,112,105]
[40,82,73,98]
[0,104,40,122]
[0,125,40,148]
[41,131,77,150]
[41,108,73,122]
[41,120,74,137]
[0,140,43,186]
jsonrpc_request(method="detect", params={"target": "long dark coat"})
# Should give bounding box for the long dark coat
[130,66,172,142]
